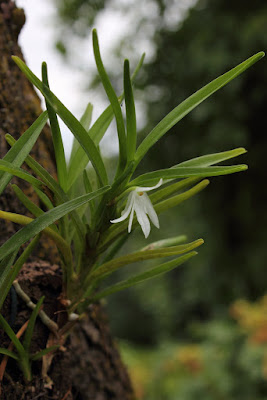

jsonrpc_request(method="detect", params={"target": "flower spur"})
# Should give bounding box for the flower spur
[111,179,163,238]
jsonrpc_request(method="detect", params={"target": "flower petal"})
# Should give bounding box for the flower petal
[142,193,160,228]
[136,178,163,193]
[128,206,135,233]
[134,196,151,238]
[110,192,134,223]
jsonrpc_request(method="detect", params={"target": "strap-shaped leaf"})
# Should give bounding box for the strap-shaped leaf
[12,184,45,218]
[12,56,108,186]
[31,345,59,361]
[6,134,86,240]
[0,160,44,188]
[0,236,40,310]
[90,251,197,302]
[134,52,264,167]
[91,239,203,280]
[130,164,247,186]
[149,177,199,204]
[140,235,187,251]
[42,62,68,192]
[67,53,145,191]
[124,59,137,162]
[23,296,44,353]
[0,315,25,356]
[0,348,19,360]
[0,211,71,266]
[0,250,19,309]
[92,29,127,175]
[0,186,110,261]
[68,103,93,174]
[175,147,247,168]
[0,112,48,195]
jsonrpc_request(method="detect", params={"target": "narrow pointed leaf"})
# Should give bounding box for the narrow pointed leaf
[34,187,54,210]
[42,62,68,191]
[91,239,203,280]
[90,252,197,301]
[12,184,45,218]
[0,160,43,188]
[23,296,44,353]
[0,186,110,261]
[0,250,19,309]
[149,177,200,204]
[0,315,25,355]
[12,56,108,186]
[67,53,145,190]
[92,29,126,175]
[124,59,136,162]
[134,52,264,166]
[31,345,59,361]
[0,236,40,310]
[130,164,247,186]
[154,179,209,215]
[68,103,93,177]
[175,147,247,168]
[140,235,187,251]
[0,348,19,360]
[6,135,86,240]
[0,112,47,195]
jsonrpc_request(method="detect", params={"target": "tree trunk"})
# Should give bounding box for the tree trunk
[0,1,135,398]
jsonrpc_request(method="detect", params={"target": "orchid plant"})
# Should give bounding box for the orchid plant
[0,29,264,379]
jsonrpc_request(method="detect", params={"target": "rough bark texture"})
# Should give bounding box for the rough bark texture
[0,1,135,398]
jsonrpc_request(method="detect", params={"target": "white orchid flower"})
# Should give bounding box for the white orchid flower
[110,179,163,238]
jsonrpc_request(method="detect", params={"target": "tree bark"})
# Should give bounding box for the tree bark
[0,1,135,398]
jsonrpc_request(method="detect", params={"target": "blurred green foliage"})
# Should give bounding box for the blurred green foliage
[120,295,267,399]
[53,0,267,346]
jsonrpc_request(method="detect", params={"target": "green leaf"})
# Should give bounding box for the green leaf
[42,62,68,192]
[175,147,247,168]
[6,134,86,241]
[0,236,40,310]
[149,177,200,204]
[130,164,247,186]
[31,345,59,361]
[0,160,44,188]
[80,103,93,131]
[90,252,197,302]
[92,29,127,176]
[67,106,114,191]
[154,179,209,215]
[34,187,54,210]
[0,250,19,309]
[23,296,44,354]
[12,56,108,186]
[0,314,25,356]
[140,235,187,251]
[124,59,137,162]
[12,184,45,218]
[91,239,203,280]
[83,169,95,216]
[0,348,19,360]
[67,53,145,191]
[0,186,110,261]
[68,103,94,175]
[134,52,264,167]
[0,112,48,195]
